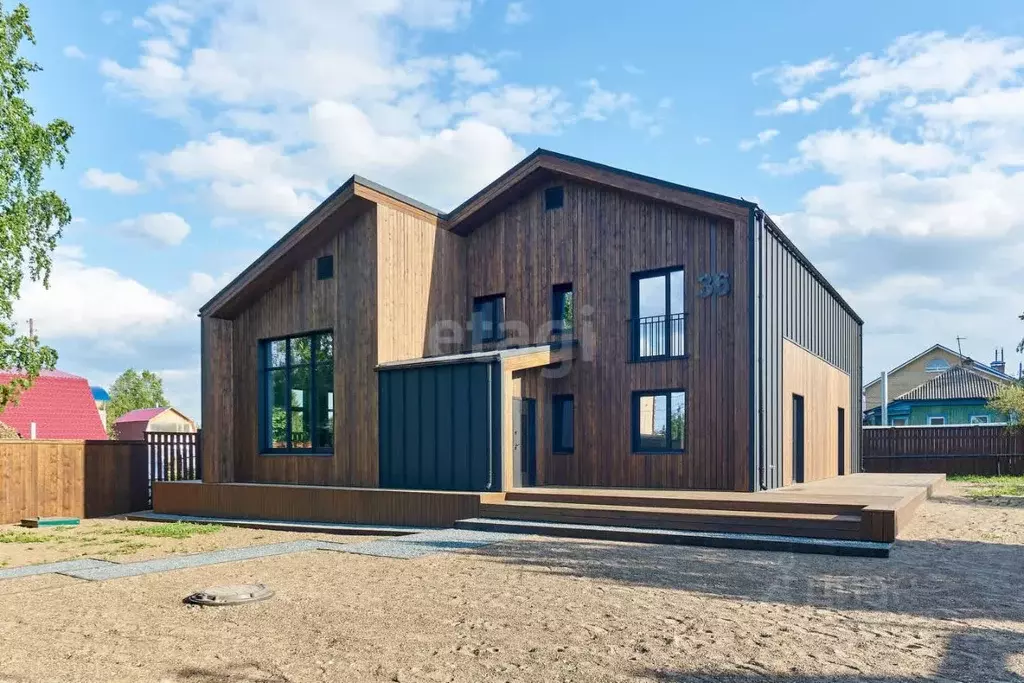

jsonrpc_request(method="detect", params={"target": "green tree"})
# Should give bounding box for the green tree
[988,382,1024,430]
[0,3,74,410]
[106,369,168,436]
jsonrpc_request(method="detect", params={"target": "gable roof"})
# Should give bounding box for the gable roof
[864,343,1015,390]
[895,363,1006,401]
[115,407,168,424]
[200,148,857,324]
[0,370,108,440]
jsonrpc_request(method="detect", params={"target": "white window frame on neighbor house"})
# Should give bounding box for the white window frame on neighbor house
[969,415,990,424]
[927,416,946,425]
[890,417,908,426]
[925,359,950,373]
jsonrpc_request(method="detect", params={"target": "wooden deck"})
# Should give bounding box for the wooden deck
[152,473,943,544]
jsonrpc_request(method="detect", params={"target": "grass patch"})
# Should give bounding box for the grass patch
[120,522,223,539]
[97,541,151,556]
[949,474,1024,498]
[0,531,45,544]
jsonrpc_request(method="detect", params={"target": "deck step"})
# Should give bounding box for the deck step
[504,489,865,516]
[479,501,864,540]
[454,518,890,557]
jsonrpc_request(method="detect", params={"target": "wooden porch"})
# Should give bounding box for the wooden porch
[153,473,943,545]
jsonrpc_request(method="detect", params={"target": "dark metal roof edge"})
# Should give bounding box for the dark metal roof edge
[375,341,576,371]
[759,211,864,326]
[352,174,445,217]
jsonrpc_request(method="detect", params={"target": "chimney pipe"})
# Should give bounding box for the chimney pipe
[992,347,1007,375]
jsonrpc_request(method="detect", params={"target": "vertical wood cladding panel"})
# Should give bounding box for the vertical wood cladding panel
[781,339,852,483]
[201,316,234,483]
[466,180,751,490]
[230,206,378,487]
[757,220,863,488]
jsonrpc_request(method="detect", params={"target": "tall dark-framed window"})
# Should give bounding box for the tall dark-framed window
[630,267,685,361]
[552,394,574,453]
[472,294,505,344]
[552,283,574,335]
[316,255,334,280]
[632,389,685,453]
[260,331,334,454]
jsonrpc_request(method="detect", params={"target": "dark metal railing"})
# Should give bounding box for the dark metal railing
[629,313,685,361]
[145,430,202,507]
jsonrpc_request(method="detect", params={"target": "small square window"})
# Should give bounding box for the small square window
[928,416,946,426]
[890,417,908,426]
[544,186,564,211]
[316,255,334,280]
[633,390,685,453]
[969,415,990,424]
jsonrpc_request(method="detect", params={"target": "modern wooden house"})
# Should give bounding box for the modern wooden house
[153,150,940,547]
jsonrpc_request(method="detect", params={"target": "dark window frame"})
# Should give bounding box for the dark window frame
[472,294,506,344]
[631,389,686,454]
[316,255,334,280]
[258,330,334,456]
[629,266,686,362]
[544,185,564,211]
[551,282,573,336]
[552,394,574,454]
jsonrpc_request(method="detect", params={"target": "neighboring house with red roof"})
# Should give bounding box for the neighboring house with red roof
[0,370,108,440]
[114,406,196,441]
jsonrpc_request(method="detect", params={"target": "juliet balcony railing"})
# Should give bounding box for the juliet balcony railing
[629,313,686,361]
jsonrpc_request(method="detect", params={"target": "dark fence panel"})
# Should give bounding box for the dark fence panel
[862,426,1024,476]
[145,430,202,505]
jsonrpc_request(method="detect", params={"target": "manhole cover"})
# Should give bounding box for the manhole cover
[183,584,274,606]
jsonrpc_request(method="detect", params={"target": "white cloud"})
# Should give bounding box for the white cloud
[754,31,1024,381]
[580,78,635,120]
[464,85,570,134]
[13,246,188,341]
[760,97,821,115]
[754,57,838,96]
[81,168,143,194]
[694,136,711,145]
[504,2,530,25]
[738,129,779,151]
[100,10,121,25]
[451,54,499,85]
[118,212,192,246]
[63,45,87,60]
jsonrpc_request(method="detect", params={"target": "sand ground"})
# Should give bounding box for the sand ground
[0,481,1021,683]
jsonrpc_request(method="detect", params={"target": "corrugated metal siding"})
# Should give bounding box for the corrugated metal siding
[755,213,863,489]
[378,361,502,492]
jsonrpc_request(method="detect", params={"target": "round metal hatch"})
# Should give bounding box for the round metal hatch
[183,584,274,607]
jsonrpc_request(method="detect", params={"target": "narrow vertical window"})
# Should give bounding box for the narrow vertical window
[316,255,334,280]
[552,394,574,453]
[472,294,506,344]
[552,283,573,335]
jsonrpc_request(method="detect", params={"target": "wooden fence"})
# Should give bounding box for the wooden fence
[0,440,150,524]
[862,425,1024,476]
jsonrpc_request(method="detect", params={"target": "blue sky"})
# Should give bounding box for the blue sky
[17,0,1024,420]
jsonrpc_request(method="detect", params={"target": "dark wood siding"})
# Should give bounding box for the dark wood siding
[466,179,751,490]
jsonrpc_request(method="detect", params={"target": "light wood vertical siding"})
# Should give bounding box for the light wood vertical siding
[0,440,148,523]
[466,179,751,490]
[781,339,852,484]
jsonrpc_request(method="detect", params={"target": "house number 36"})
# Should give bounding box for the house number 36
[698,272,731,298]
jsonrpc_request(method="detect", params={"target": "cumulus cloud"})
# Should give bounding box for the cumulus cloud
[738,129,779,151]
[504,2,530,25]
[754,57,838,96]
[754,31,1024,380]
[118,212,192,246]
[81,168,142,194]
[63,45,87,60]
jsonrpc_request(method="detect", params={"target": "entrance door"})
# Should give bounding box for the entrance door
[792,394,805,484]
[512,397,537,487]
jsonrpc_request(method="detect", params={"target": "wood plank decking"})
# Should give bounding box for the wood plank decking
[152,473,944,544]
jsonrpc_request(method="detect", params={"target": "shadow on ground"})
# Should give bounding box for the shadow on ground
[473,535,1024,622]
[643,626,1024,682]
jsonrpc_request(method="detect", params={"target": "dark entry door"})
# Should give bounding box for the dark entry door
[837,407,846,476]
[793,394,805,484]
[512,397,537,487]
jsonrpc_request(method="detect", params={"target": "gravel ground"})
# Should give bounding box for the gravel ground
[0,481,1021,683]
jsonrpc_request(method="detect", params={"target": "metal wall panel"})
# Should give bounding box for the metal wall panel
[378,361,502,491]
[755,213,863,489]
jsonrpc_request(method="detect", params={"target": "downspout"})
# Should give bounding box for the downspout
[754,207,767,491]
[485,361,496,490]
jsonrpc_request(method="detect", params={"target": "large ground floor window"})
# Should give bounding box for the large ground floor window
[632,389,685,453]
[260,331,334,454]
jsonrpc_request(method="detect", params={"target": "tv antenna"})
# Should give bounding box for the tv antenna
[955,335,967,358]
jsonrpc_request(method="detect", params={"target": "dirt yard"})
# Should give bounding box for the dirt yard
[0,481,1022,683]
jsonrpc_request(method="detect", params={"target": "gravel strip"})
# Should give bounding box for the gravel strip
[327,528,523,559]
[0,559,117,581]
